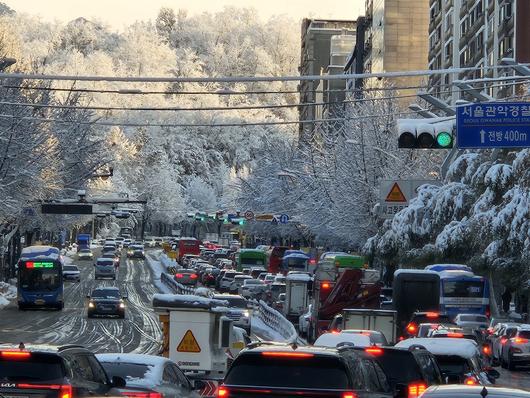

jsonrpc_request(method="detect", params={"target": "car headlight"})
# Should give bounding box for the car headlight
[243,311,250,317]
[88,302,95,308]
[119,303,125,309]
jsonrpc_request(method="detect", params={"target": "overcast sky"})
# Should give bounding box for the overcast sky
[6,0,365,29]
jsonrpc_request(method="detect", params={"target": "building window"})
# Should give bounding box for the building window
[487,51,494,66]
[460,17,468,36]
[445,10,453,32]
[445,41,453,61]
[477,31,484,50]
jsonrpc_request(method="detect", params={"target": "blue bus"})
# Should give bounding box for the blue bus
[425,264,490,318]
[17,246,64,310]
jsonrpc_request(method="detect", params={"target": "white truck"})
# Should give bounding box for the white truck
[332,308,398,345]
[284,273,311,321]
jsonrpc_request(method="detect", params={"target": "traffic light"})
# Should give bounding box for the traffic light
[397,119,454,149]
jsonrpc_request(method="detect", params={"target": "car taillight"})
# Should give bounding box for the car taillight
[121,392,162,398]
[261,352,314,358]
[321,281,332,289]
[16,383,72,398]
[190,274,198,279]
[408,383,426,398]
[501,337,508,345]
[464,376,478,385]
[0,350,31,358]
[175,273,183,278]
[60,384,73,398]
[406,323,417,334]
[426,312,439,318]
[365,347,383,355]
[218,386,229,397]
[482,345,491,355]
[342,393,357,398]
[514,337,529,344]
[446,332,464,338]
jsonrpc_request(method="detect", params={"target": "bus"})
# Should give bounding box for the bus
[236,249,267,272]
[267,246,289,274]
[425,264,491,318]
[17,246,65,310]
[281,251,310,273]
[178,237,200,262]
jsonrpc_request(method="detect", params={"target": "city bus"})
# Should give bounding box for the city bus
[17,246,65,310]
[425,264,491,318]
[236,249,267,272]
[177,237,200,263]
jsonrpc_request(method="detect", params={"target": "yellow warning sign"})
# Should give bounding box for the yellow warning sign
[177,330,201,353]
[385,183,407,202]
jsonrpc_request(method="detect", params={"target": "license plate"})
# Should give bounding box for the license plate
[34,299,45,305]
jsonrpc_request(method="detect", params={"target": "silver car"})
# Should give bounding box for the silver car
[213,294,250,332]
[94,258,116,280]
[454,314,489,330]
[501,325,530,370]
[239,279,266,298]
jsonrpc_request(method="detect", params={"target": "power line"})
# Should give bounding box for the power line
[0,63,526,84]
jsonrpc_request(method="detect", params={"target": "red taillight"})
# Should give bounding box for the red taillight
[408,383,426,398]
[486,307,491,318]
[175,273,183,278]
[1,351,31,358]
[16,383,72,398]
[501,337,508,345]
[483,345,491,355]
[321,282,331,289]
[121,391,162,398]
[514,337,529,344]
[60,384,73,398]
[218,386,229,398]
[342,393,357,398]
[190,274,198,279]
[365,347,383,355]
[406,323,417,334]
[261,351,314,358]
[447,333,464,338]
[464,377,478,385]
[425,312,439,318]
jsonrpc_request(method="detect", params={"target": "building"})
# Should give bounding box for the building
[347,0,430,99]
[428,0,530,102]
[298,19,356,143]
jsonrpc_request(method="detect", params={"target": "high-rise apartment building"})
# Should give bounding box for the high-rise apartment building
[428,0,530,101]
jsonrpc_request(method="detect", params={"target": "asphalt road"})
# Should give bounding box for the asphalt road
[0,249,162,354]
[497,367,530,390]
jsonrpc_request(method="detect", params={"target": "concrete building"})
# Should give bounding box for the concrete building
[298,19,356,143]
[428,0,530,102]
[349,0,430,99]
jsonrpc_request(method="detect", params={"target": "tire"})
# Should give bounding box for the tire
[112,276,116,280]
[87,312,94,318]
[18,304,26,311]
[118,313,125,319]
[508,355,516,371]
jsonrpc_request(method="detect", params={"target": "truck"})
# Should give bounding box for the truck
[392,269,440,338]
[308,253,382,342]
[283,273,311,321]
[204,233,219,243]
[76,233,91,251]
[329,308,398,345]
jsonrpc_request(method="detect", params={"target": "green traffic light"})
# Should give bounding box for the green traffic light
[239,220,245,225]
[436,131,453,148]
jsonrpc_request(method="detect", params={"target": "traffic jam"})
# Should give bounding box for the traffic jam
[2,235,529,398]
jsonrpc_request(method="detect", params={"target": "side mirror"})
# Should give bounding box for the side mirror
[193,380,206,391]
[86,294,91,299]
[394,383,408,398]
[111,376,126,388]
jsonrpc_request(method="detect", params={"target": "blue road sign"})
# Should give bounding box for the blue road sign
[457,102,530,149]
[279,214,289,224]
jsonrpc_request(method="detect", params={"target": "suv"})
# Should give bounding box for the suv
[501,325,530,370]
[0,344,125,398]
[405,312,454,337]
[219,343,393,398]
[360,345,443,397]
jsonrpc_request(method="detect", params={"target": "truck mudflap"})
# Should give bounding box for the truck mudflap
[318,269,382,320]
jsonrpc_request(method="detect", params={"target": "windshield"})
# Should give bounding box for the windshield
[0,354,64,382]
[435,355,470,376]
[97,260,114,266]
[19,267,61,291]
[80,249,91,253]
[372,351,422,388]
[216,297,247,308]
[442,280,484,298]
[285,258,308,269]
[225,355,349,389]
[241,257,265,265]
[459,315,488,322]
[63,266,78,271]
[100,362,152,383]
[92,290,120,299]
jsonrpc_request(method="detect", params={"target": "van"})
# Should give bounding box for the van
[95,258,116,280]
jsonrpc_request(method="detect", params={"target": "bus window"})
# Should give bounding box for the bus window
[442,281,484,298]
[20,266,61,291]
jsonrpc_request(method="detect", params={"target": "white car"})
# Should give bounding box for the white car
[77,248,93,260]
[454,314,489,330]
[213,294,251,332]
[239,279,266,298]
[145,238,156,248]
[298,304,312,336]
[229,275,253,293]
[219,271,241,292]
[62,265,81,282]
[313,332,371,348]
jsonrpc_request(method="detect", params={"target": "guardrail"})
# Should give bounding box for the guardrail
[255,300,299,343]
[160,272,196,295]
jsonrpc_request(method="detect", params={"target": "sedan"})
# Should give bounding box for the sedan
[239,279,266,298]
[174,270,199,286]
[77,248,93,260]
[97,353,201,398]
[87,287,127,318]
[127,244,145,259]
[454,314,489,330]
[63,264,81,282]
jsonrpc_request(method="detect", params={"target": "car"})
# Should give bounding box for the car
[219,343,393,398]
[274,275,286,284]
[219,271,241,292]
[153,237,164,246]
[263,274,276,285]
[341,329,389,346]
[405,311,454,337]
[213,294,250,332]
[94,258,117,280]
[313,331,372,348]
[239,278,266,298]
[429,327,480,343]
[258,272,268,281]
[0,344,126,397]
[230,275,253,293]
[96,353,201,398]
[489,322,520,362]
[127,244,145,259]
[360,345,444,396]
[77,248,93,260]
[396,337,499,385]
[62,264,81,282]
[182,254,200,267]
[416,323,444,338]
[500,324,530,370]
[101,250,120,267]
[274,293,286,311]
[122,239,132,248]
[203,268,220,286]
[418,385,530,398]
[174,270,199,286]
[299,304,313,337]
[87,287,127,318]
[145,238,157,248]
[454,314,490,330]
[268,282,286,301]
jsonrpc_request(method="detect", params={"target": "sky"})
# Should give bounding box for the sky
[6,0,365,29]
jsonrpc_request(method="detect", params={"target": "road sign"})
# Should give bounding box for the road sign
[457,102,530,148]
[23,208,36,217]
[255,214,274,221]
[177,330,201,353]
[199,380,218,397]
[244,210,254,220]
[379,180,441,219]
[279,214,289,224]
[41,203,93,214]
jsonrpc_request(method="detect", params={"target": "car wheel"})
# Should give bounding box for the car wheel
[508,354,516,371]
[18,304,26,311]
[119,313,125,319]
[87,312,94,318]
[113,276,116,280]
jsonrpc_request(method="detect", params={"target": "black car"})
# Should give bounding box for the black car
[127,244,145,259]
[219,343,393,398]
[87,287,127,318]
[0,344,125,398]
[359,345,444,397]
[405,312,454,337]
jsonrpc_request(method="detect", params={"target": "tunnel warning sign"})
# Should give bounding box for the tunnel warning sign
[177,330,201,353]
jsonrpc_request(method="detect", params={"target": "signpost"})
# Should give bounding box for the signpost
[279,214,289,224]
[244,210,254,221]
[457,102,530,148]
[379,180,441,219]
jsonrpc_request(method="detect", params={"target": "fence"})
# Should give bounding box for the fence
[160,272,196,295]
[254,300,299,343]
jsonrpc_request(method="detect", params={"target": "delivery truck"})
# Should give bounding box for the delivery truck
[329,308,398,345]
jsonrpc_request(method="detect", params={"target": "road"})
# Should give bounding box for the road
[0,250,162,354]
[498,367,530,390]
